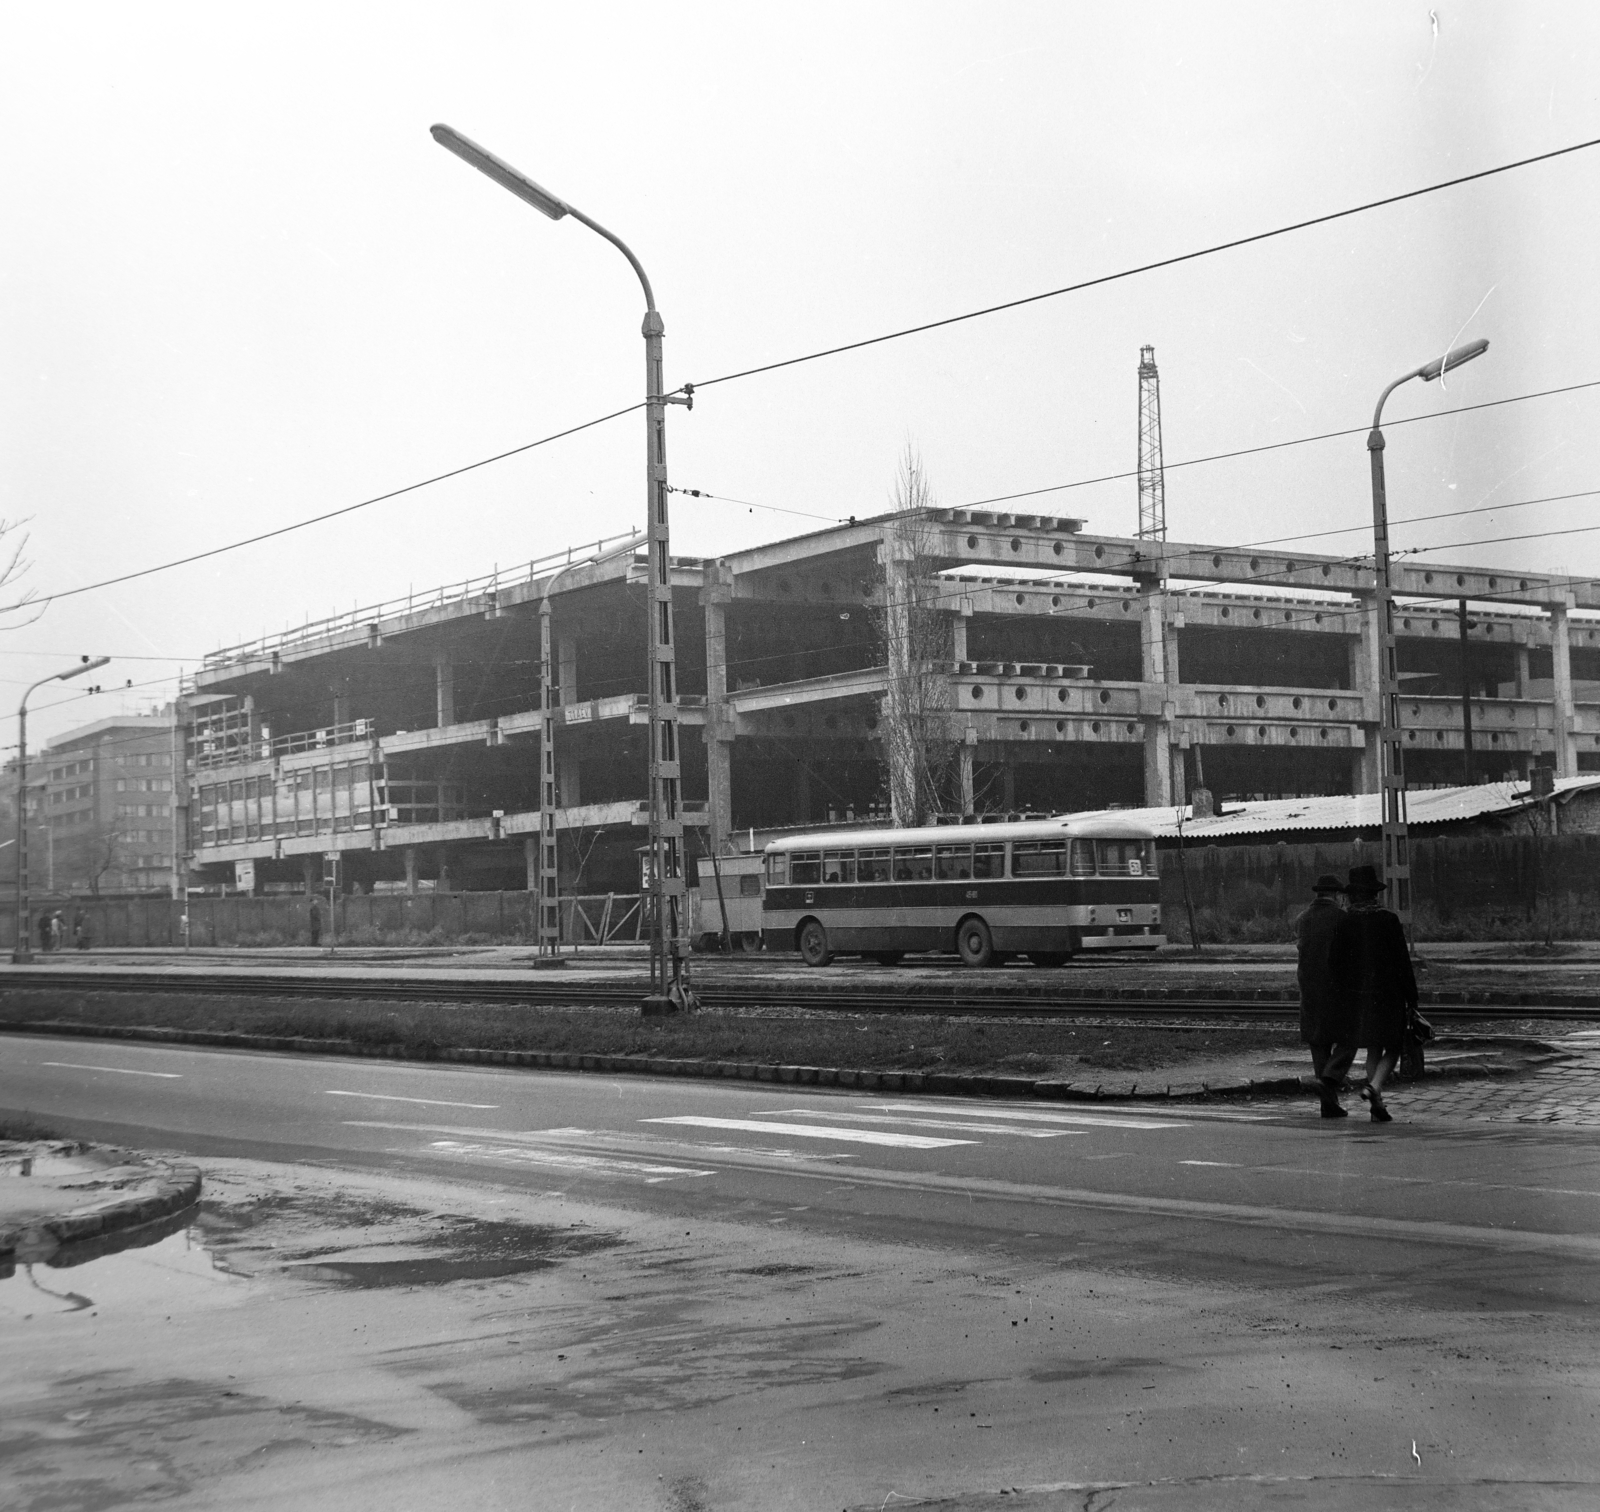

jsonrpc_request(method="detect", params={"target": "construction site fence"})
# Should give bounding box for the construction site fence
[2,831,1597,949]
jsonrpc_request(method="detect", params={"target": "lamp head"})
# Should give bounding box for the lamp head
[59,656,110,683]
[1418,337,1490,383]
[430,124,569,221]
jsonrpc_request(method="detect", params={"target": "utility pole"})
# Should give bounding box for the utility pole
[1137,346,1167,542]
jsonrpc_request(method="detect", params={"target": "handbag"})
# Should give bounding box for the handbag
[1397,1004,1434,1082]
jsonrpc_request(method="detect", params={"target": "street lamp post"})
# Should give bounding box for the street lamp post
[431,125,696,1012]
[1367,338,1489,928]
[11,656,110,963]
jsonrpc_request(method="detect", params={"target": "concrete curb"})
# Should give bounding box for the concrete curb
[0,1146,202,1266]
[0,1017,1557,1107]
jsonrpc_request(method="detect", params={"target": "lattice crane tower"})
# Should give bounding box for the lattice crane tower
[1137,345,1167,541]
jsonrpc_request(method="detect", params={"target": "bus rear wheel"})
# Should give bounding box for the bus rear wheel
[955,916,995,968]
[1029,951,1073,968]
[798,919,833,967]
[865,950,903,967]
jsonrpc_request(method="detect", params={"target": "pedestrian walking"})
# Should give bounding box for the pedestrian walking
[72,907,89,951]
[308,896,322,948]
[49,912,64,952]
[1332,863,1417,1124]
[1297,872,1356,1118]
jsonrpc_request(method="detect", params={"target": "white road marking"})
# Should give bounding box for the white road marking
[1181,1160,1241,1168]
[841,1103,1190,1132]
[340,1121,858,1165]
[41,1062,182,1079]
[427,1140,712,1182]
[325,1090,499,1109]
[748,1110,1075,1138]
[642,1116,975,1149]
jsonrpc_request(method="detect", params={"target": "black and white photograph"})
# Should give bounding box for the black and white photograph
[2,4,1599,1508]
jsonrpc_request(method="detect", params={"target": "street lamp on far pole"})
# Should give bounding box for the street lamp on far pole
[12,656,110,963]
[1368,338,1490,929]
[430,124,697,1013]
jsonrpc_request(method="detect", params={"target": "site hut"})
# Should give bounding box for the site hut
[180,513,1600,919]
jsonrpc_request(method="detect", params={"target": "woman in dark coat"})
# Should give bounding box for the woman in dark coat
[1331,864,1416,1122]
[1297,873,1355,1118]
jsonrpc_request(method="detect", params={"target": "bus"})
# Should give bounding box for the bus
[761,815,1164,967]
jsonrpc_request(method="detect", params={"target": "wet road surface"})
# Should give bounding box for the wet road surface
[2,1034,1599,1509]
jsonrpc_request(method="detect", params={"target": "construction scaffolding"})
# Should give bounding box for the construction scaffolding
[1137,345,1167,542]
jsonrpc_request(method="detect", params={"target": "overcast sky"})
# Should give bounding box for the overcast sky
[4,2,1597,748]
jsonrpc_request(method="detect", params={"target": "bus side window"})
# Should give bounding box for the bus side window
[858,849,891,883]
[935,845,973,880]
[1013,841,1066,875]
[739,873,763,897]
[893,847,933,881]
[766,853,788,886]
[822,851,856,884]
[1069,841,1094,876]
[972,843,1005,879]
[790,852,823,885]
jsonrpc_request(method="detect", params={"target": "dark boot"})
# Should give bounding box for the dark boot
[1318,1077,1348,1119]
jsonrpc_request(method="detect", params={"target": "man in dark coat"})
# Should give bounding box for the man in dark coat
[1331,863,1417,1123]
[1297,873,1356,1118]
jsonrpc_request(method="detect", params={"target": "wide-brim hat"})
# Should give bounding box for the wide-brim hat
[1311,873,1343,894]
[1346,864,1385,896]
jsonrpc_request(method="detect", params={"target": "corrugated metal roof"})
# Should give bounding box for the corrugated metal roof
[1068,775,1600,841]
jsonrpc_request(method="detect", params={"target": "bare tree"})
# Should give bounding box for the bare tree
[0,518,42,625]
[57,813,128,897]
[874,448,960,826]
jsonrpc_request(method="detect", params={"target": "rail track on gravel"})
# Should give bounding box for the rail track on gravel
[4,967,1598,1022]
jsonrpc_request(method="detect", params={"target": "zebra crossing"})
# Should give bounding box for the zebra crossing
[350,1096,1258,1187]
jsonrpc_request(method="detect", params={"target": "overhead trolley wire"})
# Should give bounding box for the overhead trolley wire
[23,133,1600,615]
[685,135,1600,392]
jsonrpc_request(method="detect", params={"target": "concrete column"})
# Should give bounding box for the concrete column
[882,541,916,827]
[523,837,538,891]
[1351,597,1382,793]
[557,634,579,706]
[951,599,970,664]
[1551,600,1578,777]
[301,854,318,897]
[701,565,734,851]
[331,681,351,729]
[433,655,454,729]
[1515,639,1531,699]
[404,845,419,896]
[1140,580,1174,808]
[557,750,581,807]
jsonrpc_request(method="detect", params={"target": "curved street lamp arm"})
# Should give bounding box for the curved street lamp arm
[561,205,657,316]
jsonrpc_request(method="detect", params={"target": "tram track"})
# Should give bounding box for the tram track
[3,967,1598,1022]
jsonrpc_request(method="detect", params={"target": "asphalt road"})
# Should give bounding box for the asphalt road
[4,1035,1600,1510]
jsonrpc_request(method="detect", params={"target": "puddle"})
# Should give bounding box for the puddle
[282,1216,622,1288]
[0,1223,239,1318]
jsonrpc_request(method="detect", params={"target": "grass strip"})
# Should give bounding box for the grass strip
[0,989,1294,1076]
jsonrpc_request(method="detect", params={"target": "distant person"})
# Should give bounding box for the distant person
[1296,873,1355,1119]
[308,896,323,948]
[37,912,51,953]
[1332,864,1417,1124]
[72,908,89,951]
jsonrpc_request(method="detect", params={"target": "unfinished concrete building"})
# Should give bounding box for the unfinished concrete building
[183,514,1600,897]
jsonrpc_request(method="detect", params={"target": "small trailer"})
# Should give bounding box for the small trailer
[688,851,766,952]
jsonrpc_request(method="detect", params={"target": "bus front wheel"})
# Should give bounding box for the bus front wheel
[956,916,995,968]
[798,919,833,967]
